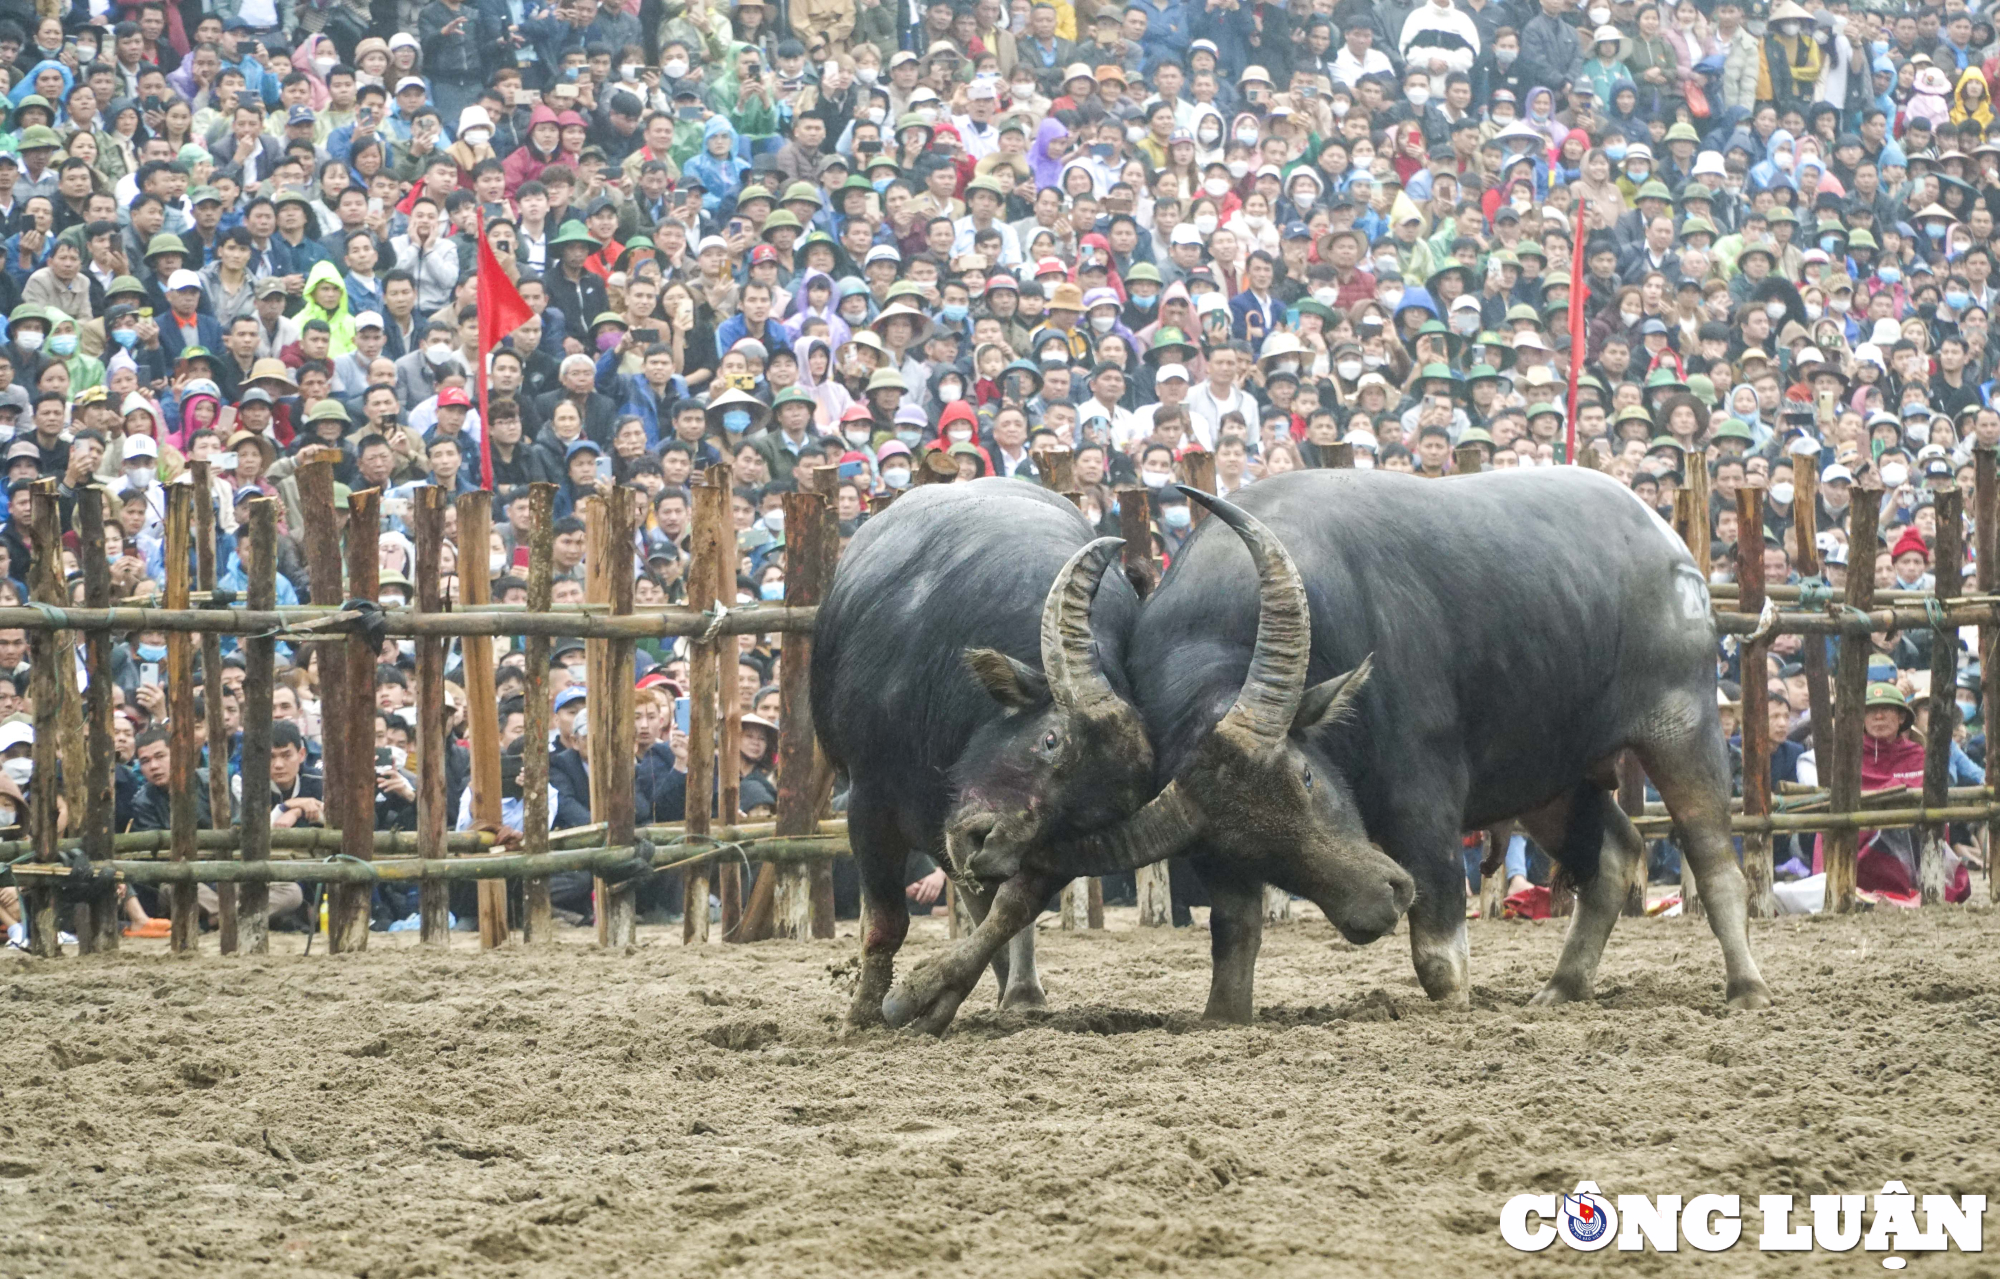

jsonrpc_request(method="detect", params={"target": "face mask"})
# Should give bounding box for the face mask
[488,550,508,575]
[1363,352,1389,367]
[1313,287,1339,307]
[1496,47,1517,65]
[1771,481,1795,505]
[14,331,42,352]
[948,426,972,443]
[596,331,622,352]
[48,333,75,356]
[917,106,939,124]
[844,426,871,445]
[1406,87,1429,106]
[1141,470,1170,488]
[125,464,155,485]
[1195,211,1219,233]
[1380,287,1404,308]
[663,58,690,78]
[1234,126,1259,146]
[138,641,167,662]
[1090,314,1116,334]
[1773,151,1794,172]
[894,428,922,449]
[1198,125,1222,146]
[882,465,911,488]
[1830,297,1850,313]
[1947,290,1971,311]
[1879,265,1902,284]
[425,342,454,365]
[111,326,138,349]
[1336,358,1363,380]
[314,55,338,76]
[1880,463,1909,487]
[1626,165,1650,182]
[464,126,491,147]
[1226,160,1250,179]
[1606,143,1628,162]
[1,758,30,788]
[1452,314,1479,335]
[1764,301,1786,319]
[1589,6,1610,22]
[1958,698,1979,723]
[872,176,893,194]
[856,65,879,84]
[759,579,785,601]
[1273,358,1299,375]
[1130,292,1158,311]
[1804,303,1823,321]
[1163,504,1192,528]
[723,409,751,433]
[937,378,965,402]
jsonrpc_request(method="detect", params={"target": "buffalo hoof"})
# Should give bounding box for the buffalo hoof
[1527,977,1588,1006]
[882,961,968,1036]
[1000,983,1047,1011]
[1726,980,1774,1011]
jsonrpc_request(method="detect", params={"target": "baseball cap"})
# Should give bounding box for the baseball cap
[166,269,202,291]
[353,310,384,330]
[436,386,471,408]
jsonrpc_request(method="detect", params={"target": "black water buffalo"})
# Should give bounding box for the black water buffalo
[883,468,1771,1033]
[811,479,1150,1027]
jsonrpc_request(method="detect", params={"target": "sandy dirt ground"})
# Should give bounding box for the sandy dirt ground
[2,896,1998,1278]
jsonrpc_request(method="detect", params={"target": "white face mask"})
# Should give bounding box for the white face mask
[882,466,911,488]
[489,551,507,574]
[14,330,42,351]
[1406,86,1430,106]
[314,55,338,75]
[844,427,870,445]
[663,58,690,79]
[463,127,490,147]
[125,464,156,485]
[1090,314,1116,334]
[1765,301,1786,319]
[856,65,879,84]
[948,426,972,443]
[1225,159,1250,179]
[1194,212,1219,234]
[1141,470,1170,487]
[1336,358,1363,380]
[1771,481,1795,505]
[1590,6,1610,22]
[1313,287,1338,306]
[425,342,455,365]
[1,757,30,788]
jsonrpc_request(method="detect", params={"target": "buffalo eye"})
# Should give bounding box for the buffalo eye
[1042,730,1059,751]
[1301,766,1314,791]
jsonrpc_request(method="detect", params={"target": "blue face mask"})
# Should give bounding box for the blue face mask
[1820,234,1842,253]
[137,642,167,662]
[1926,223,1947,241]
[872,177,893,194]
[759,579,785,600]
[112,327,138,348]
[1879,264,1901,284]
[896,428,922,447]
[1163,504,1191,529]
[1605,143,1627,162]
[939,303,968,322]
[1129,292,1158,309]
[1947,289,1971,311]
[723,409,751,433]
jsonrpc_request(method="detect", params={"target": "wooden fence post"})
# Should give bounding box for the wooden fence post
[456,491,507,948]
[238,499,277,953]
[521,483,557,942]
[75,487,118,952]
[1735,483,1776,919]
[1038,447,1075,497]
[1320,441,1354,469]
[1790,462,1836,761]
[595,487,638,949]
[683,470,727,943]
[24,482,65,955]
[1921,489,1964,905]
[715,481,744,942]
[1454,443,1484,477]
[187,461,238,952]
[162,483,201,953]
[770,487,829,941]
[1672,483,1707,918]
[1118,485,1171,925]
[412,486,451,945]
[1180,450,1216,515]
[331,488,379,953]
[1826,483,1883,912]
[1978,448,2000,904]
[293,448,348,949]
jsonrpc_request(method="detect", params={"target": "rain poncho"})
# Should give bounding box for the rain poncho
[298,261,357,357]
[682,115,750,216]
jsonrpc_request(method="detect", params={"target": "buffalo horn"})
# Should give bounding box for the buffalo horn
[1040,536,1126,715]
[1177,487,1311,749]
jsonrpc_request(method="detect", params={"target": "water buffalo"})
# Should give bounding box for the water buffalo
[811,478,1150,1027]
[883,468,1771,1033]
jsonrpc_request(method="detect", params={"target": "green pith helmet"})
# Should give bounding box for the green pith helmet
[1712,418,1755,442]
[1865,682,1911,715]
[1636,179,1673,203]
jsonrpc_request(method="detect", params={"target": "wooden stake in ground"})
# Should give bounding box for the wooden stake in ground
[1735,484,1776,919]
[716,479,744,941]
[238,499,278,953]
[412,486,451,944]
[1672,481,1708,919]
[1920,489,1964,905]
[75,487,118,952]
[1978,449,2000,905]
[521,483,557,942]
[683,472,728,942]
[768,488,830,941]
[24,482,65,956]
[1117,485,1171,925]
[1825,483,1883,912]
[595,487,638,949]
[294,448,349,948]
[162,485,199,951]
[331,487,380,953]
[187,461,238,951]
[456,491,507,947]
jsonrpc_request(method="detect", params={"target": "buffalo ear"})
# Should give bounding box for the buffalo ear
[964,648,1048,709]
[1293,654,1375,733]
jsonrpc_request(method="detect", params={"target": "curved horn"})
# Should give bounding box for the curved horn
[1035,781,1205,878]
[1040,536,1126,715]
[1177,486,1311,748]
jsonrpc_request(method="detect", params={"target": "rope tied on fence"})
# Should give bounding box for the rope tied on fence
[1745,596,1783,645]
[25,601,69,629]
[1795,576,1835,611]
[1924,596,1952,633]
[697,599,732,644]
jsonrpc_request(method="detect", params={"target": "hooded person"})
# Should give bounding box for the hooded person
[289,35,336,111]
[1190,104,1227,168]
[46,310,103,393]
[1029,117,1072,192]
[1953,66,1995,128]
[782,270,851,350]
[450,106,499,181]
[683,116,751,217]
[299,261,358,357]
[502,104,571,198]
[9,60,73,109]
[794,333,854,429]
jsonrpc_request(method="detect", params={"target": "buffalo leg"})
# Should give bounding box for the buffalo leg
[882,872,1060,1035]
[847,792,912,1029]
[953,878,1047,1010]
[1403,845,1471,1006]
[1196,858,1264,1024]
[1517,787,1643,1005]
[1636,732,1773,1010]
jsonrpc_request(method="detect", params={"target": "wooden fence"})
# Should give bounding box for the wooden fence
[5,441,1997,960]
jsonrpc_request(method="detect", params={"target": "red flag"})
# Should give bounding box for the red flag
[476,213,532,490]
[1565,198,1589,466]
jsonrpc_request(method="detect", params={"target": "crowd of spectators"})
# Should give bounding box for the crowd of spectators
[1,0,1997,939]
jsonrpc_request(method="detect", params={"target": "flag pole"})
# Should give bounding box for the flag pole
[1565,196,1588,466]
